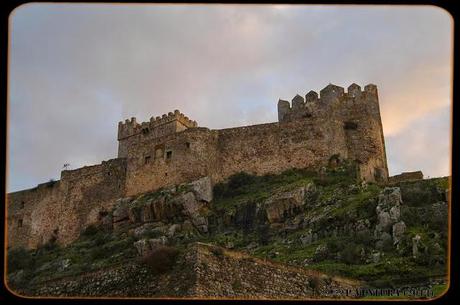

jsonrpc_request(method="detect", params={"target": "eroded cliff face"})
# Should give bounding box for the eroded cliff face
[6,163,449,299]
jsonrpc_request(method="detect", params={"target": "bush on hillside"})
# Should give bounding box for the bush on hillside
[140,245,179,274]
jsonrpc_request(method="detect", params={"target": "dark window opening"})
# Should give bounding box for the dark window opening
[145,155,151,164]
[166,151,172,159]
[186,142,191,149]
[20,201,25,209]
[107,172,111,176]
[165,172,168,176]
[344,121,358,130]
[18,219,23,228]
[142,128,149,135]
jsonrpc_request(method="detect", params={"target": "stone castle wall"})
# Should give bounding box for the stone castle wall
[7,158,127,248]
[7,83,389,249]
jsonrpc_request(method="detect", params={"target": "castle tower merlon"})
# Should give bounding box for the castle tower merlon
[347,83,362,98]
[364,84,378,95]
[292,94,305,111]
[319,84,345,102]
[305,90,319,103]
[278,99,291,122]
[118,117,140,140]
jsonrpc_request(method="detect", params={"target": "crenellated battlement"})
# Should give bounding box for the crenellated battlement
[278,83,378,122]
[118,110,198,141]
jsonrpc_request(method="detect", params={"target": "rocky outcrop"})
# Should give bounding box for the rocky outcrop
[188,176,213,203]
[264,183,314,223]
[109,177,212,235]
[173,192,208,233]
[374,187,406,246]
[133,236,168,257]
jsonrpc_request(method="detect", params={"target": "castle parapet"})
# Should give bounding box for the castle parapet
[278,83,378,123]
[118,117,140,140]
[319,84,345,101]
[118,109,198,140]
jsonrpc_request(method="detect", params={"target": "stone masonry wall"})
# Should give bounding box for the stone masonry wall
[7,158,127,248]
[124,127,219,197]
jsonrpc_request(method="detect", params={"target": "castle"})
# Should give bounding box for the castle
[7,83,388,249]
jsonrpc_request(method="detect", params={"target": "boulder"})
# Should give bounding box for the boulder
[112,199,130,223]
[133,239,150,257]
[148,236,168,250]
[371,251,382,263]
[314,244,328,261]
[378,187,402,208]
[375,232,392,250]
[375,187,403,239]
[181,220,195,236]
[392,221,406,244]
[133,222,167,238]
[376,212,392,233]
[176,192,208,233]
[412,234,421,258]
[180,192,202,216]
[189,176,213,202]
[265,185,311,223]
[142,203,155,223]
[389,206,400,222]
[300,229,313,245]
[167,224,181,238]
[151,196,167,220]
[101,214,113,230]
[128,206,142,223]
[57,258,71,272]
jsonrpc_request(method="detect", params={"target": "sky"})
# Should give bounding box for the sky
[7,4,452,192]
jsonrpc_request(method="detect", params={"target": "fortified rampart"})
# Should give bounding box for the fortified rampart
[7,83,389,249]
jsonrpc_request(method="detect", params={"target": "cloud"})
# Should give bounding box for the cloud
[7,4,452,192]
[385,105,451,178]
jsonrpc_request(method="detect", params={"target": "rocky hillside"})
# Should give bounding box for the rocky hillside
[6,161,449,299]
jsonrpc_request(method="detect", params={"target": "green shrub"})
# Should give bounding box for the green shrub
[89,247,107,260]
[93,232,111,246]
[228,172,257,189]
[140,245,179,274]
[7,247,35,273]
[309,275,321,292]
[340,243,362,265]
[81,224,103,237]
[210,247,224,257]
